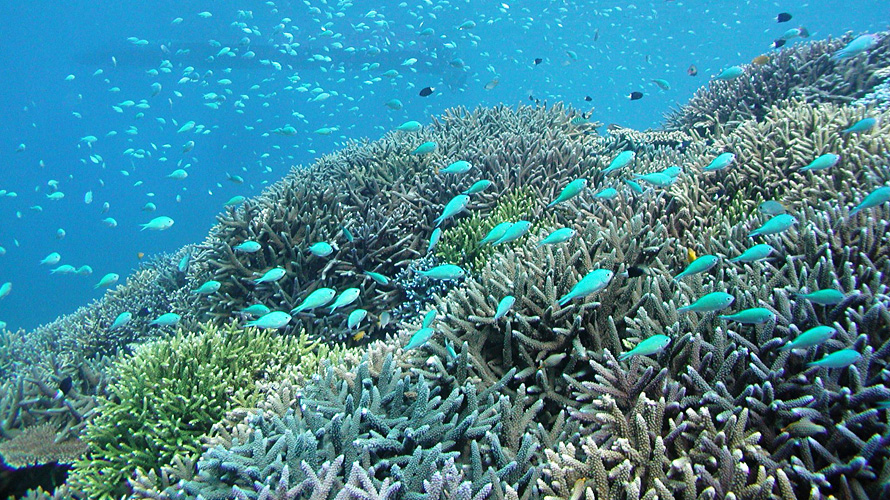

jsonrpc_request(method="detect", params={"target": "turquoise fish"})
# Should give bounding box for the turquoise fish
[807,349,861,369]
[678,292,735,313]
[494,220,533,245]
[719,307,775,324]
[800,153,839,172]
[240,304,271,316]
[247,311,292,329]
[418,264,465,280]
[292,288,336,314]
[832,34,879,60]
[254,267,286,284]
[309,242,334,257]
[674,255,719,280]
[603,151,635,175]
[479,222,513,246]
[537,227,576,246]
[109,312,132,330]
[780,326,836,351]
[405,327,435,350]
[494,296,515,320]
[150,312,181,327]
[796,289,846,306]
[140,216,174,231]
[842,117,877,134]
[435,194,470,226]
[422,309,437,329]
[714,66,743,80]
[440,160,471,175]
[329,288,360,313]
[618,334,671,361]
[428,228,442,253]
[548,178,587,207]
[849,186,890,215]
[748,214,797,237]
[633,172,675,187]
[593,187,619,200]
[559,269,614,306]
[396,120,422,132]
[366,271,389,285]
[411,141,437,155]
[703,152,735,172]
[95,273,119,289]
[234,241,262,253]
[191,280,221,295]
[730,244,775,263]
[463,180,492,195]
[347,309,368,330]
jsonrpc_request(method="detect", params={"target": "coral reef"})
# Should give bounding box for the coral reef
[1,29,890,500]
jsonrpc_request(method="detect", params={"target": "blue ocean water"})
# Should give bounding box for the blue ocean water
[0,0,886,332]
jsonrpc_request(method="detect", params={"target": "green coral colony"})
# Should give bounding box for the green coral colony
[3,32,890,500]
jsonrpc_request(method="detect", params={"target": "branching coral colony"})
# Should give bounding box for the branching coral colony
[2,31,890,500]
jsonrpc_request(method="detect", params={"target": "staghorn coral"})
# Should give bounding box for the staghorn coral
[179,350,541,500]
[67,322,323,500]
[665,32,890,135]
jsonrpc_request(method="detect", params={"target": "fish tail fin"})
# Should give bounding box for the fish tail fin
[617,352,629,362]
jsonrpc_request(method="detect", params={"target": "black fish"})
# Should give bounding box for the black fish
[628,91,643,100]
[773,38,786,48]
[419,86,434,97]
[534,57,543,65]
[585,95,592,102]
[56,376,73,399]
[777,12,792,23]
[625,266,650,278]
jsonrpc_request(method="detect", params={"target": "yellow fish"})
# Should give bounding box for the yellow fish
[686,247,698,264]
[752,54,770,65]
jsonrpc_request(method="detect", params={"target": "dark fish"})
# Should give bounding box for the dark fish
[585,95,592,101]
[534,57,543,65]
[54,376,73,399]
[773,38,786,48]
[625,266,650,278]
[687,64,698,76]
[628,91,643,100]
[594,29,599,42]
[419,86,434,97]
[777,12,792,23]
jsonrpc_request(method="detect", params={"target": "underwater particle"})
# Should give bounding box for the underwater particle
[418,86,434,97]
[246,311,292,329]
[618,334,671,361]
[849,186,890,215]
[777,12,792,23]
[807,349,862,369]
[628,91,643,100]
[418,264,465,280]
[253,267,286,284]
[748,214,797,237]
[678,292,735,313]
[494,296,515,321]
[547,178,588,207]
[674,254,719,280]
[558,269,614,306]
[779,325,836,351]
